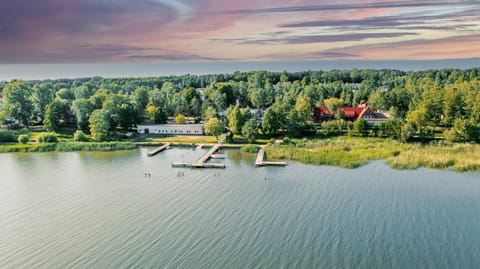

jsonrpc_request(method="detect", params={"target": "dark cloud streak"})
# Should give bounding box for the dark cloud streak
[222,1,475,15]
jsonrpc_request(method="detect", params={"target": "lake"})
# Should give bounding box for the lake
[1,148,479,268]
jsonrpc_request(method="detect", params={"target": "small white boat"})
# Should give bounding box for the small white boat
[210,153,225,159]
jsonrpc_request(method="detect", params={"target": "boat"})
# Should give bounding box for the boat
[210,153,225,159]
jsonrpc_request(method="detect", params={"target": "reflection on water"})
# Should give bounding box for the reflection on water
[0,148,479,269]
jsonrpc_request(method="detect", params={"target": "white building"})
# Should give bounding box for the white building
[137,124,204,135]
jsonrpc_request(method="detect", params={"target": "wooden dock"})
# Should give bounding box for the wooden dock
[147,143,172,157]
[194,144,220,166]
[171,144,225,169]
[255,146,286,167]
[172,162,225,168]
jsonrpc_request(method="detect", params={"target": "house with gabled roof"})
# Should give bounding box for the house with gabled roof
[313,100,383,123]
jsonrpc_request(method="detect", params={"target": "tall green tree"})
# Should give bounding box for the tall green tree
[89,109,112,141]
[44,99,68,132]
[226,105,249,135]
[204,117,225,141]
[242,118,258,143]
[72,98,94,131]
[32,82,55,122]
[2,80,34,127]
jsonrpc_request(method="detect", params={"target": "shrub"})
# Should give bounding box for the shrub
[18,134,30,144]
[37,132,58,143]
[73,130,88,142]
[0,131,17,142]
[241,145,260,153]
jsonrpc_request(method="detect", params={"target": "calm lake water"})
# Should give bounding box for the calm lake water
[0,148,479,268]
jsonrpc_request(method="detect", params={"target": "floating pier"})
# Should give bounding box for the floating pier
[255,146,286,167]
[172,144,225,169]
[172,162,225,168]
[147,143,172,157]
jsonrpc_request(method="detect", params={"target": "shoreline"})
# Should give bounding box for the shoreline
[1,137,479,172]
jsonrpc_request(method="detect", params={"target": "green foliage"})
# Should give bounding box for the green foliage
[262,103,285,135]
[203,106,217,121]
[103,94,139,131]
[0,142,135,153]
[73,130,88,142]
[89,109,112,141]
[444,119,479,143]
[351,118,369,137]
[37,132,58,143]
[32,83,55,122]
[242,118,258,143]
[18,134,30,144]
[204,117,225,140]
[134,87,150,111]
[72,98,94,131]
[1,67,479,147]
[321,119,347,136]
[0,131,17,142]
[145,105,167,124]
[2,80,34,127]
[226,105,249,135]
[400,123,415,143]
[241,145,260,153]
[175,114,186,124]
[43,98,68,132]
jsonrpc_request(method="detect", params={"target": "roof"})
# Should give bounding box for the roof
[340,107,365,118]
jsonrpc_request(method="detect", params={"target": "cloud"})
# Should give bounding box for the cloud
[222,1,475,15]
[214,32,418,45]
[127,54,233,61]
[314,34,480,60]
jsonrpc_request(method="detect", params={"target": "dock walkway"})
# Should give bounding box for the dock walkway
[147,143,171,157]
[172,144,225,169]
[255,146,286,167]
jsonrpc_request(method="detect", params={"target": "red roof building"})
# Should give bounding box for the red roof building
[314,101,375,122]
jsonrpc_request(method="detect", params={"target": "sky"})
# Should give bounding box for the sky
[0,0,479,63]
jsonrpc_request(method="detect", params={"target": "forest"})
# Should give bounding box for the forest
[0,67,479,144]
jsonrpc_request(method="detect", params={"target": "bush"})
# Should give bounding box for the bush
[18,134,30,144]
[37,132,58,143]
[73,130,88,142]
[0,131,17,142]
[241,145,260,153]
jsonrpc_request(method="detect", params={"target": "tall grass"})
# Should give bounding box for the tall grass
[266,137,480,172]
[0,142,136,153]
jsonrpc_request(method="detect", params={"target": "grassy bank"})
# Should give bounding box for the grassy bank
[0,142,136,153]
[266,137,480,172]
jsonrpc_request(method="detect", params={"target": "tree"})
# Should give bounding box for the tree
[74,85,94,99]
[204,117,225,141]
[145,105,167,123]
[44,99,68,132]
[226,105,249,135]
[18,134,29,144]
[242,118,258,143]
[444,118,478,143]
[133,87,150,111]
[103,94,139,131]
[2,80,34,127]
[351,118,369,137]
[175,114,186,124]
[324,98,343,115]
[72,98,94,131]
[89,109,112,141]
[203,106,217,121]
[55,88,75,103]
[261,104,285,135]
[73,130,88,141]
[32,82,55,122]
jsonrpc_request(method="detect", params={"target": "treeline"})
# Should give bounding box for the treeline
[0,68,479,142]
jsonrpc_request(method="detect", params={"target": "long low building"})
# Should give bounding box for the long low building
[137,124,204,135]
